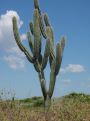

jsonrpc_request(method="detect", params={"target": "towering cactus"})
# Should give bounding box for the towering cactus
[12,0,66,109]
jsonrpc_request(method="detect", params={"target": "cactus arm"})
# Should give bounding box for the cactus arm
[46,26,55,68]
[49,44,55,69]
[46,26,54,46]
[29,22,34,35]
[34,0,47,39]
[60,36,65,54]
[42,38,50,70]
[55,37,65,75]
[49,38,66,96]
[49,55,53,68]
[33,9,41,59]
[48,60,56,98]
[45,20,55,69]
[39,14,47,39]
[27,32,33,53]
[55,43,62,75]
[44,13,50,27]
[44,14,54,46]
[12,17,25,52]
[12,16,33,63]
[24,51,33,63]
[34,0,41,14]
[49,72,56,98]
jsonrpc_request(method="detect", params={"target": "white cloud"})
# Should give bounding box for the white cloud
[4,55,25,70]
[0,10,23,50]
[8,46,25,58]
[20,34,27,41]
[61,64,85,73]
[0,10,26,69]
[60,68,65,73]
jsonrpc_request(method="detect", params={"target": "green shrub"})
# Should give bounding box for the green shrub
[65,92,90,103]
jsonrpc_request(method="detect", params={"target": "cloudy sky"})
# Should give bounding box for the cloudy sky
[0,0,90,99]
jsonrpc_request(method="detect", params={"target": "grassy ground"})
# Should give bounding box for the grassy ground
[0,93,90,121]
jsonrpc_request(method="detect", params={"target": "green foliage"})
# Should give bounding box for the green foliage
[20,98,32,103]
[65,92,90,103]
[20,97,44,107]
[33,99,44,107]
[12,0,66,108]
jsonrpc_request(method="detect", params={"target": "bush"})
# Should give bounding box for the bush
[33,99,44,107]
[65,92,90,103]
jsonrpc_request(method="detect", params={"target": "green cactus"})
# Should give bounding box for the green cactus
[55,43,62,75]
[42,38,50,70]
[33,9,41,59]
[49,61,56,98]
[12,0,66,109]
[34,0,41,14]
[27,32,33,53]
[39,14,47,39]
[44,14,50,27]
[12,17,34,63]
[34,0,47,39]
[29,22,34,35]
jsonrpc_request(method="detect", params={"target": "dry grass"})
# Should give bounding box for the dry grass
[0,93,90,121]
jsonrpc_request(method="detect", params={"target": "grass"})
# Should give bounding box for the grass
[0,93,90,121]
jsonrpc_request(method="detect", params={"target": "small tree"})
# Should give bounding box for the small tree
[12,0,65,108]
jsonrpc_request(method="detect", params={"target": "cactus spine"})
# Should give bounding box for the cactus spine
[12,0,66,109]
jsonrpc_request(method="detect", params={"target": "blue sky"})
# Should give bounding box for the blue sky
[0,0,90,99]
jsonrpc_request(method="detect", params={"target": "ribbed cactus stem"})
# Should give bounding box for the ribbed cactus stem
[33,9,41,59]
[38,71,47,99]
[27,32,33,53]
[34,0,47,39]
[34,0,41,14]
[46,26,54,46]
[29,22,34,35]
[60,37,65,55]
[55,43,62,75]
[42,38,50,70]
[48,60,56,98]
[44,14,50,27]
[39,15,47,39]
[49,71,56,98]
[49,44,55,68]
[55,37,65,75]
[12,17,33,63]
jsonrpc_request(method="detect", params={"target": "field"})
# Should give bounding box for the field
[0,93,90,121]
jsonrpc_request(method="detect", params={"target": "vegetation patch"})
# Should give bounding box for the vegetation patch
[0,93,90,121]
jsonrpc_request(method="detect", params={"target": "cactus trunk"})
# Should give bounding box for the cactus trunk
[44,94,51,110]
